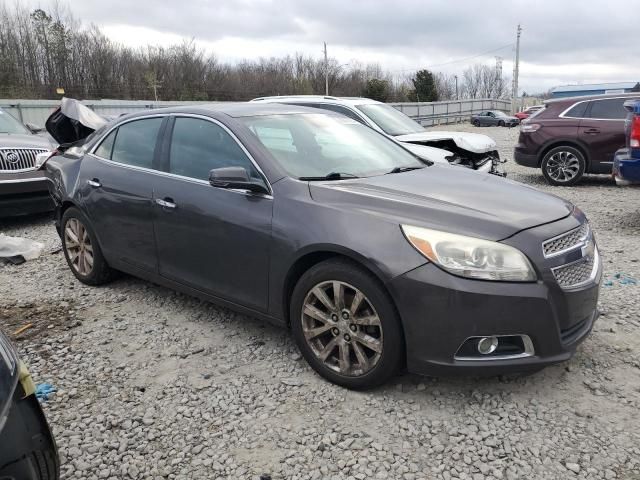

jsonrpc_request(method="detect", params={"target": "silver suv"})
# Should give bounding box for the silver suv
[251,95,504,175]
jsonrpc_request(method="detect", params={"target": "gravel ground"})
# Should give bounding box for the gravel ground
[2,125,640,480]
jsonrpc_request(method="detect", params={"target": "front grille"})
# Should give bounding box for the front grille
[0,148,48,172]
[552,253,596,289]
[543,223,589,257]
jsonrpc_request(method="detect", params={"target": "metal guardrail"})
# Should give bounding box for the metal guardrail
[390,99,512,126]
[0,98,512,128]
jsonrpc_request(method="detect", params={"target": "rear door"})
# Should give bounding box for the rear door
[80,116,165,273]
[152,115,273,311]
[579,97,639,172]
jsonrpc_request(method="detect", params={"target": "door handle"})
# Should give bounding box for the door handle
[87,179,101,188]
[584,128,600,135]
[155,198,176,209]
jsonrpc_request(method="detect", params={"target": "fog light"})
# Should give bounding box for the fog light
[477,336,498,355]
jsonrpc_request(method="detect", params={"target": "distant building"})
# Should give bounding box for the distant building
[550,82,640,98]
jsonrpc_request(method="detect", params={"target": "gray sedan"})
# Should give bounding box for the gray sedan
[42,103,600,389]
[471,110,520,127]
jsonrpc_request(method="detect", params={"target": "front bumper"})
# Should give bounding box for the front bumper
[389,216,601,376]
[0,172,53,216]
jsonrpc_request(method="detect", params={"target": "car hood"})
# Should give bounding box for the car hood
[401,143,450,163]
[45,97,109,145]
[308,165,573,241]
[0,133,54,149]
[395,131,497,154]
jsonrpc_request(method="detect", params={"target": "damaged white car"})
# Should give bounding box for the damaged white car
[251,95,506,176]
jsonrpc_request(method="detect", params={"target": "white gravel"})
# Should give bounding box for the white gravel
[2,125,640,480]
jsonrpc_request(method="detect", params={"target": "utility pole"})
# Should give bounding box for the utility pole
[511,24,522,113]
[324,42,329,96]
[454,75,458,100]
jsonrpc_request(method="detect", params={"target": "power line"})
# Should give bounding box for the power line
[388,42,515,74]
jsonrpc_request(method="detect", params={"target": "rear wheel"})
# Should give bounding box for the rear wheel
[541,146,586,186]
[61,207,116,285]
[472,119,480,127]
[290,259,404,389]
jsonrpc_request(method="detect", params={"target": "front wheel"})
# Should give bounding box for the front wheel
[290,259,404,389]
[541,146,586,186]
[498,120,505,127]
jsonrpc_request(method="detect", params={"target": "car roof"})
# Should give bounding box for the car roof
[544,92,640,106]
[114,102,337,121]
[250,95,381,106]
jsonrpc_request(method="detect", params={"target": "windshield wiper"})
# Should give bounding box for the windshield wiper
[386,166,425,174]
[299,172,360,181]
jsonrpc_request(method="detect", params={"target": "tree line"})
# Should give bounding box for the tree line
[0,2,512,102]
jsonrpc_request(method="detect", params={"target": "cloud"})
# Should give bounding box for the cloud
[17,0,640,93]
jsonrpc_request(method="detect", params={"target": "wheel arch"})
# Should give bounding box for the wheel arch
[281,245,392,328]
[539,140,591,169]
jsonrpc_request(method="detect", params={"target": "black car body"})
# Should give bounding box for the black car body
[0,331,59,479]
[42,103,601,389]
[514,93,640,185]
[0,109,56,216]
[471,110,519,127]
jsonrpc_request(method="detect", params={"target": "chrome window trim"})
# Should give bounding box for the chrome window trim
[454,334,535,362]
[542,223,590,259]
[88,112,273,197]
[551,245,600,291]
[558,96,640,120]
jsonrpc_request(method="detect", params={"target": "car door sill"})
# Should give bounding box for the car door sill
[109,258,284,327]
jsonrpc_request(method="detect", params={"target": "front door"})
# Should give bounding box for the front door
[80,117,165,273]
[152,116,273,311]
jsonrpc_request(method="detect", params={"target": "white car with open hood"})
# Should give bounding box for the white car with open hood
[250,95,505,176]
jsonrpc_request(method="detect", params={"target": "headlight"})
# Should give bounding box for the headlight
[401,225,536,281]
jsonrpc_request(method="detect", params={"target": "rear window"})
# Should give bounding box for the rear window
[563,102,588,118]
[588,98,628,120]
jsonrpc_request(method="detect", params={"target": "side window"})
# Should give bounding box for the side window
[588,98,628,120]
[111,118,163,169]
[169,117,258,181]
[563,102,588,118]
[94,129,117,159]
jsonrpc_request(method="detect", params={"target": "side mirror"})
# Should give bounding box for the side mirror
[208,166,269,195]
[25,122,44,134]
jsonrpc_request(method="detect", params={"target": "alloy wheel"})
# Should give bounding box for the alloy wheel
[546,151,581,182]
[301,280,383,377]
[64,218,94,276]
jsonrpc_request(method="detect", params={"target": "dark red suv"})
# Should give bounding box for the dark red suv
[514,93,640,185]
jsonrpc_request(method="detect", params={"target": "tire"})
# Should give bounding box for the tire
[541,145,586,186]
[61,207,116,285]
[498,120,505,127]
[290,259,404,390]
[472,119,480,127]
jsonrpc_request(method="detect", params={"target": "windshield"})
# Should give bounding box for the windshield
[492,111,508,117]
[242,113,424,179]
[355,103,424,136]
[0,109,30,134]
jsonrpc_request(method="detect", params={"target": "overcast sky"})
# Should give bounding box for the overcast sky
[21,0,638,93]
